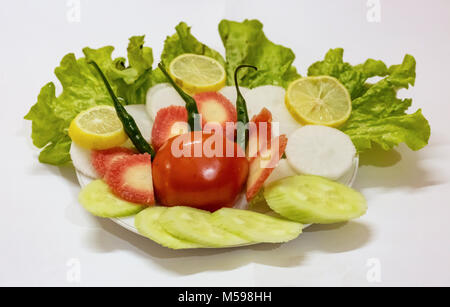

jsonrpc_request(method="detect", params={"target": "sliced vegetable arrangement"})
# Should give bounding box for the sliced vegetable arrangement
[25,19,430,250]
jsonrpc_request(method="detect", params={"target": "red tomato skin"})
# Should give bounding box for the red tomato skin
[152,132,248,212]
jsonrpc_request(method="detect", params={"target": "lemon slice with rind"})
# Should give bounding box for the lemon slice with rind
[69,105,128,150]
[285,76,352,127]
[169,54,226,94]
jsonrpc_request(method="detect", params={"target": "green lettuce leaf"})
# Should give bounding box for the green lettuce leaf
[341,109,430,152]
[161,22,225,67]
[150,22,226,85]
[127,36,154,76]
[219,19,300,88]
[308,48,388,99]
[25,36,155,165]
[308,48,430,152]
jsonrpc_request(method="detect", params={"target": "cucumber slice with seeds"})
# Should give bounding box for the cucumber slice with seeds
[159,206,251,247]
[78,180,145,217]
[212,208,302,243]
[135,207,203,249]
[264,175,367,224]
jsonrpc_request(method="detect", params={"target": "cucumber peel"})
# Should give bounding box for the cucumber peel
[247,190,272,214]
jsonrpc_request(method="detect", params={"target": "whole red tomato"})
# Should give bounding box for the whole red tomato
[152,132,249,212]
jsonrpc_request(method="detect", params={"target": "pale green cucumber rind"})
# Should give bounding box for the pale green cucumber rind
[211,208,303,243]
[247,190,286,219]
[264,175,367,224]
[78,180,145,218]
[247,190,272,214]
[134,207,203,250]
[159,206,251,247]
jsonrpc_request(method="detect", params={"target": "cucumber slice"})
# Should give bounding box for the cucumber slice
[211,208,302,243]
[264,175,367,224]
[78,180,145,218]
[159,206,250,247]
[135,207,203,249]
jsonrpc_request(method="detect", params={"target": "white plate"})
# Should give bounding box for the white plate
[75,156,359,242]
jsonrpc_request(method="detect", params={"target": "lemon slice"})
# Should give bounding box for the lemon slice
[68,105,128,150]
[169,54,226,94]
[285,76,352,127]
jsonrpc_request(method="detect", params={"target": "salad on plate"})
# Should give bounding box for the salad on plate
[25,20,430,249]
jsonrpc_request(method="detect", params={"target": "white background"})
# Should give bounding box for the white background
[1,0,449,286]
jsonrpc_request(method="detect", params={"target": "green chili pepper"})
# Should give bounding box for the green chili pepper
[234,64,257,149]
[158,63,200,132]
[88,61,155,158]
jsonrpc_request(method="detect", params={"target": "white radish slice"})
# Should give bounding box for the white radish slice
[245,85,284,117]
[70,142,99,179]
[245,85,302,136]
[145,83,170,118]
[219,86,250,106]
[145,83,185,121]
[286,125,356,180]
[271,102,303,137]
[124,105,153,142]
[264,159,298,187]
